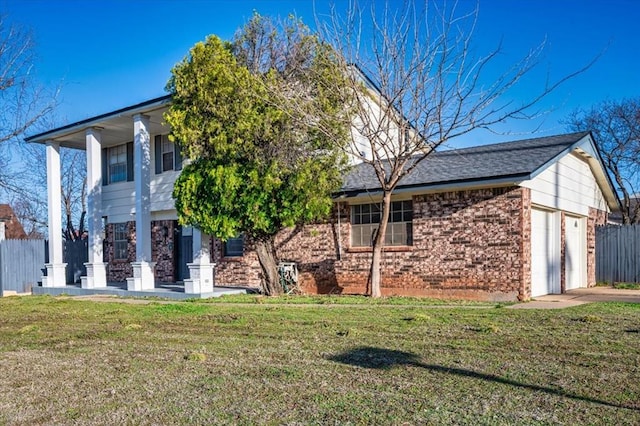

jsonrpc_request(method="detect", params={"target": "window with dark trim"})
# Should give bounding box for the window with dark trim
[351,200,413,247]
[108,145,127,183]
[113,223,128,260]
[155,134,182,174]
[102,142,133,185]
[224,235,244,257]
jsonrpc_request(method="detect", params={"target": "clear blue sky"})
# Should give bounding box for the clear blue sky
[3,0,639,147]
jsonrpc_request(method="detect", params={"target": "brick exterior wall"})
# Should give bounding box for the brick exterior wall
[105,220,178,282]
[152,220,178,283]
[214,187,530,301]
[104,221,135,282]
[588,207,608,287]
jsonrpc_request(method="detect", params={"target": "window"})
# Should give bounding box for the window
[162,138,174,172]
[224,235,244,257]
[113,223,128,260]
[351,200,413,247]
[155,134,182,174]
[109,145,127,183]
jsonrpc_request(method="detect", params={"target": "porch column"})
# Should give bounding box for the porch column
[81,127,107,288]
[184,229,215,294]
[127,114,155,291]
[42,141,67,287]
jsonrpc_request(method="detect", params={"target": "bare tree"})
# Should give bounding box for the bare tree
[565,98,640,224]
[0,14,59,236]
[283,1,594,297]
[19,139,87,240]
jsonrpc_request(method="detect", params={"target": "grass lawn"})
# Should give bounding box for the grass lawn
[1,296,639,425]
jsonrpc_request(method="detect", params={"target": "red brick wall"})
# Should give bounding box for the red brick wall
[214,187,529,301]
[105,220,177,283]
[588,207,608,287]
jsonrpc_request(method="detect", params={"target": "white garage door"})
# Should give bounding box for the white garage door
[565,216,586,290]
[531,208,560,297]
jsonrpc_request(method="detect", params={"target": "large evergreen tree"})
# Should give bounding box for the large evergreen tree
[165,16,351,295]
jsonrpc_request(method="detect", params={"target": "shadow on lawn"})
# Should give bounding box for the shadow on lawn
[327,346,637,411]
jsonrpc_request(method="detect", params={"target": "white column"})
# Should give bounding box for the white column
[184,229,215,294]
[81,127,107,288]
[43,141,67,287]
[127,114,155,291]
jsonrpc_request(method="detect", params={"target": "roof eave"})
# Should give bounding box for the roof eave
[335,173,530,199]
[25,95,172,144]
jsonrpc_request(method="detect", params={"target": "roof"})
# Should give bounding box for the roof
[342,132,591,193]
[340,131,620,212]
[25,95,172,149]
[0,204,27,239]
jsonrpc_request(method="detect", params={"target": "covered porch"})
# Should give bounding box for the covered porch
[32,282,250,300]
[26,96,228,299]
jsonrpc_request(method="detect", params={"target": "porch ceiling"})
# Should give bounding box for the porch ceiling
[25,96,171,150]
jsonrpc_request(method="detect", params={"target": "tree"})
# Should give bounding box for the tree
[0,15,56,194]
[282,1,592,297]
[165,16,351,295]
[565,98,640,224]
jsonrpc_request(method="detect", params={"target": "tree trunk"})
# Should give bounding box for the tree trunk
[254,236,283,296]
[369,191,392,298]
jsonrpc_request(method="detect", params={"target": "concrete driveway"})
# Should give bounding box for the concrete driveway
[508,286,640,309]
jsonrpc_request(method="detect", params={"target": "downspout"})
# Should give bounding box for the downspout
[336,202,342,261]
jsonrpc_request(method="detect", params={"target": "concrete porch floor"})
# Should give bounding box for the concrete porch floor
[32,281,252,300]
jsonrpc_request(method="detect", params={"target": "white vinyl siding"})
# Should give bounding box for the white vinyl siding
[521,151,608,215]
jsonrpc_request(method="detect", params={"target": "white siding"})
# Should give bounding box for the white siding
[102,181,136,223]
[520,151,608,215]
[150,170,180,212]
[101,138,181,222]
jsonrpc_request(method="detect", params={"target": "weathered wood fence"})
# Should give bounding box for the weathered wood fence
[596,224,640,284]
[0,239,45,296]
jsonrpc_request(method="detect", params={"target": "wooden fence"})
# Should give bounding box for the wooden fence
[0,239,45,296]
[596,224,640,284]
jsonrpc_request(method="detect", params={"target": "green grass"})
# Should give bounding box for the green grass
[1,296,639,425]
[192,293,501,306]
[613,282,640,290]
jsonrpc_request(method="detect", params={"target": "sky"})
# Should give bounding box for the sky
[2,0,640,148]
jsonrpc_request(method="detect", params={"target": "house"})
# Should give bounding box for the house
[25,96,619,301]
[0,204,27,240]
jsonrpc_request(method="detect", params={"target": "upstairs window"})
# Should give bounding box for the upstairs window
[155,134,182,174]
[351,200,413,247]
[108,145,127,183]
[102,143,133,185]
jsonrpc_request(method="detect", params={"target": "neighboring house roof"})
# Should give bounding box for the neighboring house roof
[340,131,620,212]
[0,204,27,239]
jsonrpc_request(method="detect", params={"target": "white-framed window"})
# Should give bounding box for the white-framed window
[113,223,128,260]
[224,235,244,257]
[162,138,174,172]
[109,145,127,183]
[351,200,413,247]
[155,134,182,174]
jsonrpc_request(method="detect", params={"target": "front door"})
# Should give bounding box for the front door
[176,225,193,282]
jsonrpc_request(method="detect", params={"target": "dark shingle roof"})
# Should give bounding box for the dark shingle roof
[341,131,591,194]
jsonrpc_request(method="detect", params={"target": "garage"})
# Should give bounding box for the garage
[531,208,560,297]
[564,215,586,290]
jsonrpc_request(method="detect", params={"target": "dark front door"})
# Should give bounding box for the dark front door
[176,225,193,281]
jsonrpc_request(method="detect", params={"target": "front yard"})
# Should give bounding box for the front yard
[1,296,639,425]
